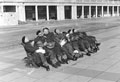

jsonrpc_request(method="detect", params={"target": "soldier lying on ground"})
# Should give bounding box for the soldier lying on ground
[74,29,101,53]
[54,29,77,61]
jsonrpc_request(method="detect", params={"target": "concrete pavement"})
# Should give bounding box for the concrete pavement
[0,18,120,82]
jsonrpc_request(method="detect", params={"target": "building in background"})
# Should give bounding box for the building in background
[0,0,120,26]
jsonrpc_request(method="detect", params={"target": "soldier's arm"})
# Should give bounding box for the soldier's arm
[54,35,60,43]
[25,44,37,53]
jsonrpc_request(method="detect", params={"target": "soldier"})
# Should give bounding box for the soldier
[54,29,77,61]
[34,30,45,44]
[73,29,92,56]
[69,29,84,58]
[54,29,69,64]
[22,36,50,71]
[80,32,101,52]
[43,28,61,68]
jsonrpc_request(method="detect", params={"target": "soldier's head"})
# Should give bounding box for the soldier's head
[36,30,42,36]
[43,27,49,34]
[68,29,73,34]
[72,29,78,33]
[36,41,44,47]
[54,29,60,34]
[22,36,29,44]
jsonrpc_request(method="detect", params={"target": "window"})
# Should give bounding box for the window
[0,6,1,12]
[3,6,16,12]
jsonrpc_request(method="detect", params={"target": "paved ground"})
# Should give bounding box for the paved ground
[0,17,120,82]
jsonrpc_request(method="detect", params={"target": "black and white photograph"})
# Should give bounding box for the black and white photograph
[0,0,120,82]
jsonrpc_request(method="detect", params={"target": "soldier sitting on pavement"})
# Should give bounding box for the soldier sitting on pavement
[43,28,61,68]
[22,36,50,71]
[54,29,78,61]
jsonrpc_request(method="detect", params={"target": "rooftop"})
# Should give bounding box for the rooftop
[0,0,120,4]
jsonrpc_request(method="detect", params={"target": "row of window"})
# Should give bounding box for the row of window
[0,6,16,12]
[4,6,16,12]
[1,4,120,13]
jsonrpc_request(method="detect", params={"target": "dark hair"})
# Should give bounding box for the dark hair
[54,29,57,34]
[72,29,75,33]
[68,29,71,33]
[22,36,26,43]
[82,32,87,36]
[43,27,49,31]
[36,30,41,35]
[62,31,67,34]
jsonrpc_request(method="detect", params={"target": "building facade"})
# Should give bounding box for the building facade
[0,0,120,26]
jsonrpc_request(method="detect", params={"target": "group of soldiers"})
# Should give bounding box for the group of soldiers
[22,27,100,71]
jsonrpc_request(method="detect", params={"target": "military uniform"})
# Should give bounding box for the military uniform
[55,33,76,60]
[34,36,46,44]
[43,32,61,68]
[54,33,68,63]
[23,41,41,67]
[34,36,50,70]
[69,32,83,58]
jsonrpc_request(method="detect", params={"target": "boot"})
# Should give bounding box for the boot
[52,63,58,68]
[36,63,41,67]
[59,60,65,64]
[79,54,84,58]
[62,59,68,64]
[93,48,97,53]
[73,55,78,61]
[65,59,69,64]
[45,66,50,71]
[31,62,39,68]
[86,53,91,56]
[96,43,101,46]
[42,64,50,71]
[56,62,61,67]
[97,47,100,50]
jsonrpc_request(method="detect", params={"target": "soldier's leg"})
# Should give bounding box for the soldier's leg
[71,41,83,58]
[37,53,48,65]
[65,43,74,55]
[62,43,77,61]
[62,45,73,59]
[48,49,60,68]
[32,53,41,67]
[81,41,89,54]
[62,53,68,64]
[55,44,68,64]
[54,43,64,63]
[90,38,100,52]
[82,40,91,56]
[37,53,50,71]
[86,38,96,52]
[78,39,86,51]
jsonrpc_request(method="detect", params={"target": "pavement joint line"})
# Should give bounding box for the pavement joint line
[0,72,26,82]
[59,66,103,81]
[87,59,120,82]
